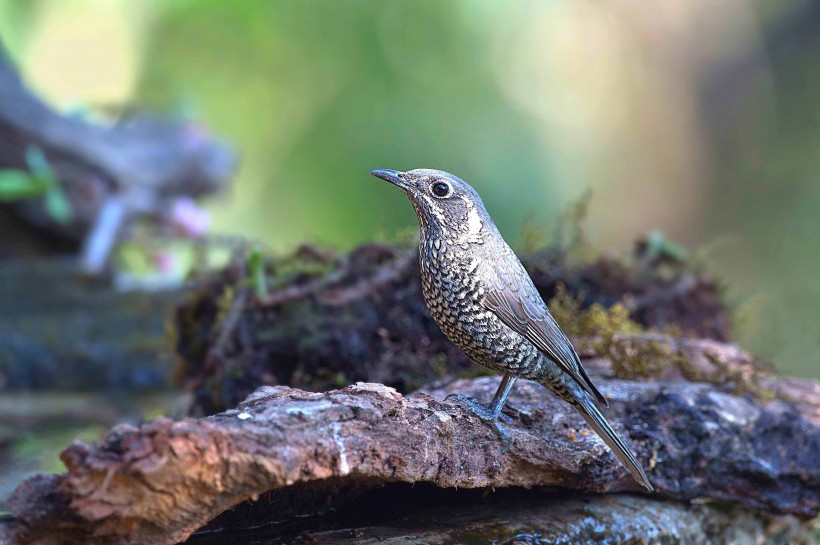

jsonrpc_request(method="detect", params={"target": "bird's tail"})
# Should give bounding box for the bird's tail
[570,390,654,491]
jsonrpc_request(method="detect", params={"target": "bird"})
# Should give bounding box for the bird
[370,167,653,491]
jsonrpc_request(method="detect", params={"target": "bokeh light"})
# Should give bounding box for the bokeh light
[1,0,817,378]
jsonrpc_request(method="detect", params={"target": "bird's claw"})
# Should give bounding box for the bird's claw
[444,393,513,423]
[444,393,513,444]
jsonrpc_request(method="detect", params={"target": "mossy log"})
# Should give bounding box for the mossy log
[6,368,818,545]
[5,242,818,544]
[173,243,731,415]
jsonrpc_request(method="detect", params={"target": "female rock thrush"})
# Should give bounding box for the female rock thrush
[371,167,653,491]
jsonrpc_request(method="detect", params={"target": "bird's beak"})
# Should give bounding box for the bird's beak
[370,169,411,191]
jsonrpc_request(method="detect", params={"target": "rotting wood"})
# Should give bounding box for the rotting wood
[173,243,732,415]
[7,373,818,545]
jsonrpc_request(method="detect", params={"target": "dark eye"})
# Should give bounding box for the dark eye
[431,181,451,197]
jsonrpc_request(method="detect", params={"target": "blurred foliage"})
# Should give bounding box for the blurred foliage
[0,0,818,378]
[0,146,73,224]
[247,244,268,298]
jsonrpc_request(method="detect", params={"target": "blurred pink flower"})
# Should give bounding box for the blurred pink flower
[171,197,210,237]
[153,250,175,274]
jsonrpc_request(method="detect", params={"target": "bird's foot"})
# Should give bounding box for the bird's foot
[444,393,513,444]
[444,393,512,422]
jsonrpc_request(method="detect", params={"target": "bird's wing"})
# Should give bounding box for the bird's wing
[482,274,608,406]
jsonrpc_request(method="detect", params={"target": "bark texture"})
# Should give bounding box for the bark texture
[7,367,819,545]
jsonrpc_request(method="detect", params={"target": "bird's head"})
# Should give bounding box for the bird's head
[370,168,491,242]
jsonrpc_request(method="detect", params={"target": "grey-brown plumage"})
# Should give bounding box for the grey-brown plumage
[371,167,653,491]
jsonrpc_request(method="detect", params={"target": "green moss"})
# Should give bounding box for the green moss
[548,283,773,394]
[11,425,105,474]
[548,283,642,338]
[607,336,683,380]
[548,284,670,380]
[269,250,336,288]
[247,243,269,297]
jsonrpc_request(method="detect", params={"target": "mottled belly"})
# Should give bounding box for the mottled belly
[420,257,541,377]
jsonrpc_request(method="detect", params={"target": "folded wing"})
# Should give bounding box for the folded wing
[482,280,608,406]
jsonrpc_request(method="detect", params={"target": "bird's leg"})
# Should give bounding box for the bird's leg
[488,374,517,419]
[446,374,518,441]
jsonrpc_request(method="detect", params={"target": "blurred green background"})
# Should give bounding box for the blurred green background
[0,0,817,379]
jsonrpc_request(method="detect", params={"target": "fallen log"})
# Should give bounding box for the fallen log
[7,372,819,545]
[578,334,820,425]
[173,242,732,415]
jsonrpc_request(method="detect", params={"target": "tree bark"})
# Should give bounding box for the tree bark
[7,367,818,545]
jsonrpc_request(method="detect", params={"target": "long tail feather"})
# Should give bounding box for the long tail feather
[573,393,654,491]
